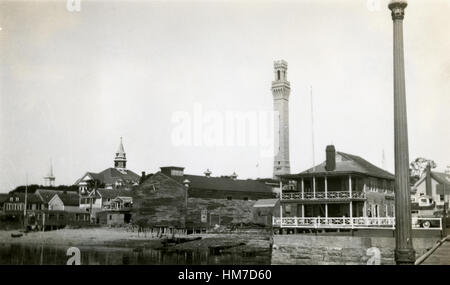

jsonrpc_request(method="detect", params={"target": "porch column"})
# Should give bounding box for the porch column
[301,204,305,218]
[325,204,328,223]
[313,177,316,198]
[349,175,353,222]
[363,182,367,217]
[280,203,283,227]
[386,204,389,217]
[280,180,283,200]
[349,175,352,197]
[325,176,328,198]
[301,178,304,199]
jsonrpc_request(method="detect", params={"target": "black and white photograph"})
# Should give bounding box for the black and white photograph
[0,0,449,269]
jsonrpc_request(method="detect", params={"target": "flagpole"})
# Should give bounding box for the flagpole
[310,85,316,171]
[24,173,28,229]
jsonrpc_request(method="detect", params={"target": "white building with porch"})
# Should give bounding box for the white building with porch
[274,145,397,230]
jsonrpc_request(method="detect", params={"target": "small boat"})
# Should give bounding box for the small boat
[11,233,23,238]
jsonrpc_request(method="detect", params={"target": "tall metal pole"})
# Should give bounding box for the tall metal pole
[388,0,415,265]
[310,85,316,171]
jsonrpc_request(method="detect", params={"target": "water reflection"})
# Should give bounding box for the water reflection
[0,244,271,265]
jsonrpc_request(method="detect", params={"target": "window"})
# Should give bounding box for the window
[9,197,13,202]
[285,205,291,215]
[277,70,280,80]
[440,195,445,202]
[15,197,19,202]
[243,197,248,201]
[227,196,232,201]
[109,215,112,220]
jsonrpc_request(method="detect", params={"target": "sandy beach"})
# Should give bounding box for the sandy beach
[0,227,165,248]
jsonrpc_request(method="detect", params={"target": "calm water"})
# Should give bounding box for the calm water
[0,244,271,265]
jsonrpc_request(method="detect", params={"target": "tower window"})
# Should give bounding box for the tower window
[277,70,280,80]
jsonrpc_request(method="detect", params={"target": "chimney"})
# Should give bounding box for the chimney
[425,164,432,196]
[230,172,238,180]
[325,145,336,171]
[204,169,212,177]
[141,171,146,178]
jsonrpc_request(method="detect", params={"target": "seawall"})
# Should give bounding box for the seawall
[272,234,439,265]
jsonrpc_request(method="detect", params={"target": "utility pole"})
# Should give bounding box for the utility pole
[24,173,28,230]
[388,0,415,264]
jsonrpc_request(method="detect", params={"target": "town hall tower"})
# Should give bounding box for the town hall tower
[272,60,291,177]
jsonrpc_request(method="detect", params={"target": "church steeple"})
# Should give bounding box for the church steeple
[114,137,127,169]
[44,159,56,186]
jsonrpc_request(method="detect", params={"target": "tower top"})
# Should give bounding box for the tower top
[44,159,55,186]
[114,137,127,169]
[388,0,407,20]
[272,59,290,88]
[274,60,288,70]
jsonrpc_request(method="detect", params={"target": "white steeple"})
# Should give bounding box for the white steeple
[114,137,127,169]
[44,159,55,186]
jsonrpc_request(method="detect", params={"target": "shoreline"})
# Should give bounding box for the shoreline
[0,227,273,254]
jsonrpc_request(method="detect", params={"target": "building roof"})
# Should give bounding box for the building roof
[36,189,60,203]
[412,171,450,193]
[6,193,43,204]
[56,192,80,206]
[283,151,395,180]
[75,168,140,186]
[431,172,450,186]
[253,199,279,208]
[183,174,273,193]
[113,196,133,203]
[97,188,133,199]
[0,194,9,204]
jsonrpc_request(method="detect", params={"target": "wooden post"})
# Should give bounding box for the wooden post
[325,176,328,199]
[349,175,353,223]
[301,178,304,199]
[313,177,316,198]
[389,0,415,265]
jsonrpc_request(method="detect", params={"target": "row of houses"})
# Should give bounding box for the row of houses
[2,137,447,233]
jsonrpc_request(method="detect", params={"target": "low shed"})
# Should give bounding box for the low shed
[252,199,280,227]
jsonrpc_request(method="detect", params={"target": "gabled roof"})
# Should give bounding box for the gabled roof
[36,189,61,203]
[75,168,140,186]
[183,174,273,193]
[56,192,80,206]
[253,199,279,208]
[431,172,450,186]
[412,171,450,191]
[284,151,395,180]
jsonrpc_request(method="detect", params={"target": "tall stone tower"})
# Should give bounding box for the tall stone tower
[114,137,127,169]
[272,60,291,177]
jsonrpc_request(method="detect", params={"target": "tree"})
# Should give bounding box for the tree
[409,157,437,184]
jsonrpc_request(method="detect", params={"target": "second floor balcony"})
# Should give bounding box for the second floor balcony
[281,191,366,201]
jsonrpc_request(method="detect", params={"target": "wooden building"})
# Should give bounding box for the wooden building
[411,167,450,215]
[275,145,396,230]
[252,199,280,227]
[133,166,274,233]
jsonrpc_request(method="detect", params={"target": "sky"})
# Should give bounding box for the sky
[0,0,449,193]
